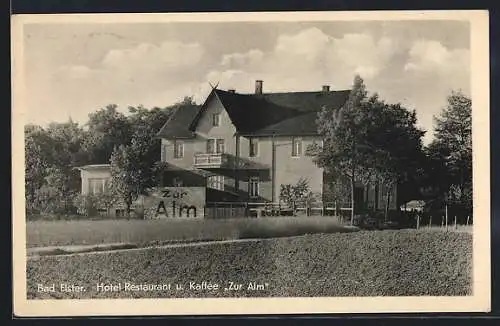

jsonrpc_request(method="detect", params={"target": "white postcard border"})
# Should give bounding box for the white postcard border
[11,10,491,316]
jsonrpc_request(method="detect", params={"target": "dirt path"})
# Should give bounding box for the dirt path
[27,238,268,259]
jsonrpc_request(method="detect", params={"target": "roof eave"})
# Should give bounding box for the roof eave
[155,133,196,140]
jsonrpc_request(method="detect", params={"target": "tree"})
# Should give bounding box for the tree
[24,121,87,214]
[83,104,133,164]
[279,177,310,205]
[25,125,50,207]
[367,100,426,220]
[427,91,472,214]
[309,75,375,224]
[109,128,160,217]
[279,178,320,215]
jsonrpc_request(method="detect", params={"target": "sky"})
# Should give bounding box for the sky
[22,19,470,144]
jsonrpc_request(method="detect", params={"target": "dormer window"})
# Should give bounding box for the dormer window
[212,113,220,127]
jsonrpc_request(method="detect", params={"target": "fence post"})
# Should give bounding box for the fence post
[429,215,432,229]
[445,204,448,232]
[416,215,420,230]
[466,215,470,226]
[441,216,444,228]
[454,215,457,230]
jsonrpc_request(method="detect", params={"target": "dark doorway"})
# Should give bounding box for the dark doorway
[354,186,364,211]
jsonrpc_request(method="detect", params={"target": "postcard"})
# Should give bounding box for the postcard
[11,10,491,316]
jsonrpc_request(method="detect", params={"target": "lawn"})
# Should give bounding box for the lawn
[27,230,472,299]
[26,216,355,248]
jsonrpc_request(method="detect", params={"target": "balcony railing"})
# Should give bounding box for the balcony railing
[194,153,228,168]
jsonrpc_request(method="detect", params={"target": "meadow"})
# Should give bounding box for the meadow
[26,216,356,248]
[27,230,472,299]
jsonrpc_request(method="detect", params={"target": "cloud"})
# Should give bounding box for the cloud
[101,41,204,71]
[193,28,469,145]
[28,26,470,146]
[404,40,470,76]
[197,28,399,96]
[39,40,207,124]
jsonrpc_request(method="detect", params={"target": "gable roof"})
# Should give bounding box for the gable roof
[155,103,201,139]
[156,87,350,139]
[189,89,303,134]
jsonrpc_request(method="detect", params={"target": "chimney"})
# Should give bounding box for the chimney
[255,80,263,95]
[228,89,236,93]
[322,85,330,93]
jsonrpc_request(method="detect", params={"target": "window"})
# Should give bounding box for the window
[207,139,215,154]
[212,113,220,126]
[161,144,168,162]
[207,138,225,154]
[292,137,302,157]
[174,140,184,159]
[89,178,108,195]
[207,175,224,190]
[216,139,225,154]
[249,138,259,157]
[248,177,259,198]
[172,177,183,187]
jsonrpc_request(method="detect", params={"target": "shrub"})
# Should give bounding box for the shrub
[33,186,78,215]
[73,194,99,216]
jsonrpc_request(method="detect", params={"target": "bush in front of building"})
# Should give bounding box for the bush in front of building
[73,194,99,216]
[27,185,79,216]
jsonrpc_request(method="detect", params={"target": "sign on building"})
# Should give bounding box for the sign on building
[140,187,206,219]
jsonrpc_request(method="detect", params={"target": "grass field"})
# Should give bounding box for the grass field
[27,230,472,299]
[26,216,355,248]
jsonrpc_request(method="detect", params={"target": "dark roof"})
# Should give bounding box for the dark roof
[249,111,319,136]
[157,87,350,139]
[263,90,350,113]
[155,104,201,139]
[198,89,302,133]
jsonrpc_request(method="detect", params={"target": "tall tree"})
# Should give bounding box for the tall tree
[109,128,163,217]
[310,75,375,224]
[367,100,426,220]
[24,125,50,207]
[83,104,133,164]
[25,121,87,213]
[427,91,472,213]
[45,120,88,194]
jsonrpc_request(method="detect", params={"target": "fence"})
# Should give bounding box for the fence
[404,211,473,231]
[203,201,353,219]
[204,202,247,219]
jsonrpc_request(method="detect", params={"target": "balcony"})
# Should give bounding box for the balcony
[194,153,229,169]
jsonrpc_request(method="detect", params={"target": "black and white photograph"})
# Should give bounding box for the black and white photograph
[12,11,490,316]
